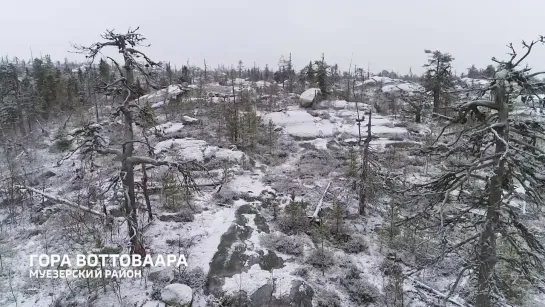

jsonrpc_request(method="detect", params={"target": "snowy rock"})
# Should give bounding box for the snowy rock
[256,80,271,88]
[149,268,174,284]
[37,170,57,180]
[460,77,490,88]
[299,88,322,107]
[151,101,165,109]
[181,115,199,124]
[363,76,395,85]
[142,301,166,307]
[161,283,193,306]
[204,146,219,159]
[151,122,185,135]
[382,82,423,95]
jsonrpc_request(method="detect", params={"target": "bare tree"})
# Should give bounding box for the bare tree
[396,87,428,123]
[354,100,379,215]
[73,28,199,257]
[406,37,545,307]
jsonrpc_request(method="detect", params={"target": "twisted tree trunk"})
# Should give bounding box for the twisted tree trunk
[475,82,508,307]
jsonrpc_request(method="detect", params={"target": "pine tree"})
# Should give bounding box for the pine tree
[314,54,330,97]
[467,64,481,78]
[98,58,111,82]
[422,49,455,114]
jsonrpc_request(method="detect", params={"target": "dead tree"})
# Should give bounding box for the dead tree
[355,99,379,216]
[406,37,545,307]
[73,28,199,257]
[396,87,428,123]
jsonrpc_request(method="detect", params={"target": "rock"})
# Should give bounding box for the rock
[149,268,174,284]
[181,115,199,124]
[39,170,57,180]
[108,208,124,217]
[289,280,314,307]
[299,88,322,108]
[204,146,219,159]
[158,211,195,223]
[161,283,193,307]
[142,301,166,307]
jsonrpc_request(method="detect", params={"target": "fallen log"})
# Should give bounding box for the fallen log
[309,181,331,221]
[15,185,105,217]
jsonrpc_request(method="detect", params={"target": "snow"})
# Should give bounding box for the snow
[222,262,301,299]
[154,138,207,161]
[234,78,247,85]
[299,88,321,107]
[255,80,271,88]
[363,76,395,84]
[181,206,239,273]
[215,148,244,162]
[151,101,165,108]
[182,115,199,123]
[137,84,186,105]
[330,100,348,109]
[165,123,186,134]
[142,301,166,307]
[227,172,269,196]
[204,146,219,159]
[382,82,423,94]
[305,138,329,150]
[300,88,321,101]
[264,107,407,140]
[460,77,490,87]
[161,283,193,305]
[263,109,334,139]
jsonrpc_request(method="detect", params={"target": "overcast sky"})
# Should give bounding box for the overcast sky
[2,0,545,75]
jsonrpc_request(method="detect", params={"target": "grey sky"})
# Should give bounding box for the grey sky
[2,0,545,75]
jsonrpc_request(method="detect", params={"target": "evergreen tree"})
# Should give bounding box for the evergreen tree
[422,49,455,114]
[306,60,315,85]
[315,54,330,96]
[467,64,481,78]
[482,64,496,79]
[98,58,111,82]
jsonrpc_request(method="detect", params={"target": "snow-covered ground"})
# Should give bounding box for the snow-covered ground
[2,78,541,307]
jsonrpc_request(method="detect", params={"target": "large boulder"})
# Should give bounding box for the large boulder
[161,283,193,306]
[299,88,322,108]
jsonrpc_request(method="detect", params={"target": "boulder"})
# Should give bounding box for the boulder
[142,301,166,307]
[161,283,193,307]
[181,115,199,125]
[299,88,322,108]
[149,268,174,284]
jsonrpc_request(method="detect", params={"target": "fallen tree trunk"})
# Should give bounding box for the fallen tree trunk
[310,181,331,220]
[407,277,471,307]
[15,185,105,217]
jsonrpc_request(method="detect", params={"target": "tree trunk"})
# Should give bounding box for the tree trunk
[475,83,508,307]
[359,111,372,215]
[121,107,144,257]
[415,108,421,123]
[433,89,440,114]
[141,164,153,221]
[120,60,145,257]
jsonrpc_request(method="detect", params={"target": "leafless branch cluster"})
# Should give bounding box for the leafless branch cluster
[402,37,545,306]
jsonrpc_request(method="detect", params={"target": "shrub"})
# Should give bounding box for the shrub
[315,289,342,307]
[173,267,206,289]
[278,201,310,235]
[260,233,305,256]
[306,249,335,268]
[340,270,381,304]
[341,234,369,254]
[53,128,73,152]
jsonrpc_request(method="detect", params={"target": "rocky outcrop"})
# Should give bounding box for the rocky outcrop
[161,283,193,307]
[299,88,322,108]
